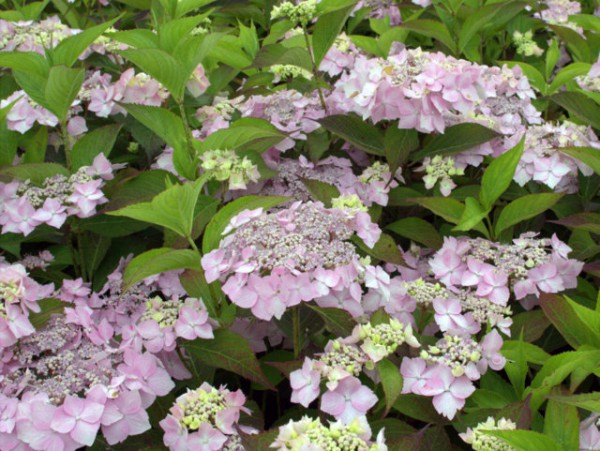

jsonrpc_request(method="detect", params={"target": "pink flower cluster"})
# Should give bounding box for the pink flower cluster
[430,233,583,308]
[328,47,540,134]
[0,261,53,349]
[271,415,388,450]
[0,153,118,236]
[121,296,215,354]
[290,319,418,422]
[534,0,582,33]
[159,382,250,451]
[400,330,504,419]
[580,414,600,451]
[513,122,600,193]
[0,16,80,54]
[87,67,169,118]
[0,313,175,449]
[354,0,401,26]
[202,201,382,320]
[0,90,60,134]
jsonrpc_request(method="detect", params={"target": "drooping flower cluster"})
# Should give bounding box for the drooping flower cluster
[320,33,360,77]
[459,416,517,450]
[290,319,418,422]
[512,30,544,57]
[514,121,600,193]
[0,261,53,349]
[416,155,464,196]
[328,47,540,134]
[354,0,401,26]
[159,383,250,451]
[270,416,388,451]
[202,201,382,320]
[577,57,600,93]
[0,153,118,236]
[200,149,261,190]
[0,314,174,449]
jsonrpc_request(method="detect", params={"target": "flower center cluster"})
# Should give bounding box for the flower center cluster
[178,387,227,431]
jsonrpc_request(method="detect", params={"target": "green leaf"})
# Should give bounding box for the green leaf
[494,193,564,236]
[251,44,313,71]
[22,126,47,163]
[453,197,489,232]
[549,392,600,413]
[71,124,123,170]
[484,430,561,451]
[307,305,355,336]
[385,127,418,174]
[119,104,194,179]
[196,118,285,154]
[550,91,600,130]
[540,293,600,349]
[459,2,526,54]
[312,5,354,67]
[378,359,403,415]
[119,48,187,100]
[547,62,590,94]
[108,29,159,48]
[318,114,385,156]
[393,394,449,424]
[44,66,85,120]
[502,341,550,365]
[175,0,214,17]
[544,399,580,451]
[546,39,560,80]
[302,179,340,207]
[400,19,457,55]
[0,52,49,76]
[351,233,406,266]
[0,163,69,185]
[559,147,600,176]
[158,15,209,52]
[104,170,179,211]
[385,217,443,249]
[184,329,275,389]
[108,181,204,238]
[52,17,119,67]
[549,25,590,63]
[123,248,201,290]
[480,136,524,209]
[410,197,464,224]
[29,298,68,329]
[179,269,219,319]
[79,233,111,282]
[202,196,289,253]
[529,350,600,411]
[510,310,551,342]
[411,123,499,161]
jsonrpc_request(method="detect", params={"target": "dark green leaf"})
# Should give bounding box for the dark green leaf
[71,124,123,170]
[386,217,443,249]
[494,193,564,236]
[318,114,385,156]
[412,123,499,161]
[123,248,201,290]
[480,136,524,209]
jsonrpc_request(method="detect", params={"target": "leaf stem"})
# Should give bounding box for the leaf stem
[293,306,301,358]
[302,26,328,113]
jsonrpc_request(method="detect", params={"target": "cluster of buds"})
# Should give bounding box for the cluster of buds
[201,201,382,320]
[460,417,517,450]
[271,416,388,451]
[199,149,261,190]
[0,153,119,236]
[160,383,250,451]
[512,31,544,57]
[269,64,313,82]
[417,155,464,196]
[270,0,318,27]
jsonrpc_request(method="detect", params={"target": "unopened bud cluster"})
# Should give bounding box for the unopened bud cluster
[200,149,260,190]
[460,417,517,451]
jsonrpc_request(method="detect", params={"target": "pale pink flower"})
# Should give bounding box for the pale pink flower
[320,376,377,423]
[50,396,105,447]
[420,365,475,419]
[290,358,321,408]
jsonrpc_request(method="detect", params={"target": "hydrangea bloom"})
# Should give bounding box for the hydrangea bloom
[159,383,250,451]
[0,262,53,349]
[270,416,387,450]
[0,313,173,448]
[459,416,517,450]
[0,154,119,235]
[202,201,383,320]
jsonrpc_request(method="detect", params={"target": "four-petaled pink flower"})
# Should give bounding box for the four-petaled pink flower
[50,396,105,446]
[320,376,378,423]
[420,365,475,419]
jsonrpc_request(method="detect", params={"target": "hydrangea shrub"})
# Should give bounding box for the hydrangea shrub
[0,0,599,449]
